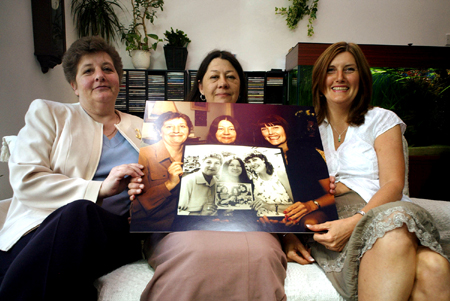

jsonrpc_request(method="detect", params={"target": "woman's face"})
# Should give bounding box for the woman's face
[322,51,360,108]
[71,52,119,113]
[247,157,266,174]
[160,118,189,147]
[201,157,222,176]
[216,119,237,144]
[199,58,240,103]
[227,159,243,177]
[260,125,287,146]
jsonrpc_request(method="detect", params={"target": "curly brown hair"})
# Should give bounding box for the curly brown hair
[62,36,123,84]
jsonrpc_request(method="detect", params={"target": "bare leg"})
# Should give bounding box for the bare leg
[358,225,418,301]
[410,246,450,301]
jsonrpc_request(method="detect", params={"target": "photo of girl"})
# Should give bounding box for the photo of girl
[244,150,293,217]
[216,156,253,210]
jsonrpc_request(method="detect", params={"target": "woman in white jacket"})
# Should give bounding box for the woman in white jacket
[0,36,144,301]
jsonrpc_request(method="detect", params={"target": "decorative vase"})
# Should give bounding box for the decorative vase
[164,46,188,70]
[131,50,151,69]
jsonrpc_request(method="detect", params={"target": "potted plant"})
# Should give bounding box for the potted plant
[71,0,123,43]
[163,27,191,70]
[121,0,164,69]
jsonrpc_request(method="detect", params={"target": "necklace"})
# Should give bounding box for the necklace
[330,123,348,143]
[105,113,119,138]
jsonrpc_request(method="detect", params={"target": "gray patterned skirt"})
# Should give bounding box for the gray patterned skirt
[308,191,449,300]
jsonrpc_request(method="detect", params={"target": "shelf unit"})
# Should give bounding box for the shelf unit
[245,71,265,104]
[116,69,288,115]
[116,69,187,117]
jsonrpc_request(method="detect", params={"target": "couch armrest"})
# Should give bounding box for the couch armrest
[0,198,12,230]
[1,135,17,162]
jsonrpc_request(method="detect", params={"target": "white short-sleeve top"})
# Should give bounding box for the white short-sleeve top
[319,107,409,203]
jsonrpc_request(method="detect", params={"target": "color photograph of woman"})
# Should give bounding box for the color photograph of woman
[130,111,193,232]
[256,113,337,228]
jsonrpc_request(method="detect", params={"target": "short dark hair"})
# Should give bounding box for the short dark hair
[155,111,193,133]
[244,152,274,176]
[62,36,123,84]
[312,42,373,126]
[257,114,290,137]
[206,115,243,144]
[186,50,248,103]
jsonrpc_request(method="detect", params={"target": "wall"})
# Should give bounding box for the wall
[0,0,449,199]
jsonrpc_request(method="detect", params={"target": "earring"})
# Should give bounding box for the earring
[200,94,206,101]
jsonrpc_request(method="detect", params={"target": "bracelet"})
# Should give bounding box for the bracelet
[355,210,366,216]
[312,200,321,209]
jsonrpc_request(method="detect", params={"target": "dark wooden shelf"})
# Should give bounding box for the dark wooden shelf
[286,42,450,70]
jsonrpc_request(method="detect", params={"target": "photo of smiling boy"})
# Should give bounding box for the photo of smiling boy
[178,153,223,215]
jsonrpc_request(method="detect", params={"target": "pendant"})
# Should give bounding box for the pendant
[338,135,341,142]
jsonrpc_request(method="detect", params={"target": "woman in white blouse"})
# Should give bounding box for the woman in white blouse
[283,42,450,300]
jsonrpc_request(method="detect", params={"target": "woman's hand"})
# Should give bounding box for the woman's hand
[306,214,362,252]
[328,176,352,195]
[281,233,315,265]
[329,175,336,194]
[251,197,275,212]
[283,201,318,225]
[165,161,183,191]
[99,163,144,200]
[178,198,188,211]
[128,177,144,201]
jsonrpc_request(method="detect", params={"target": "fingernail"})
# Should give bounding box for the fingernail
[283,210,287,214]
[308,257,315,262]
[306,224,312,228]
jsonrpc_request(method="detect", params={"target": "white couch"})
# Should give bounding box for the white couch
[1,135,449,300]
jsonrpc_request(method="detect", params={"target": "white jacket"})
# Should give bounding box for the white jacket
[0,99,142,251]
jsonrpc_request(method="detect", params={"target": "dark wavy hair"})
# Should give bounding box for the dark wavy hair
[220,156,252,183]
[312,42,373,126]
[155,111,193,133]
[206,115,243,144]
[62,36,123,84]
[186,50,247,103]
[244,152,274,176]
[257,114,290,143]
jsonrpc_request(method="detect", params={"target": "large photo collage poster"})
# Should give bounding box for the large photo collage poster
[130,101,338,233]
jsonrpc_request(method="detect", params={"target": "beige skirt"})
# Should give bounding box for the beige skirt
[309,191,449,300]
[141,231,287,301]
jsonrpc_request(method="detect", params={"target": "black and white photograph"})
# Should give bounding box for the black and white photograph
[178,145,291,218]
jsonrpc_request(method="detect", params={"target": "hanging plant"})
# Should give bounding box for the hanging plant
[275,0,319,37]
[71,0,124,43]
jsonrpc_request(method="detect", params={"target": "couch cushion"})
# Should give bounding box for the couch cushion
[95,260,343,301]
[410,197,450,256]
